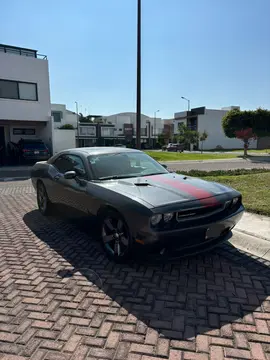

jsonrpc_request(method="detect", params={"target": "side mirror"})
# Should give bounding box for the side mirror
[161,164,168,169]
[64,170,77,180]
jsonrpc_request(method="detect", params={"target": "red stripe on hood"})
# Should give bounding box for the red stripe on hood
[147,175,219,206]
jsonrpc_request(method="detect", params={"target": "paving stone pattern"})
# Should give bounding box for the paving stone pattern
[0,180,270,360]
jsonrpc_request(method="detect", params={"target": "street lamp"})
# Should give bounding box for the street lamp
[75,101,79,147]
[181,96,190,112]
[136,0,141,150]
[154,109,160,137]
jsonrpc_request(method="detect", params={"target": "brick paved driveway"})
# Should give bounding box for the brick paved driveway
[0,180,270,360]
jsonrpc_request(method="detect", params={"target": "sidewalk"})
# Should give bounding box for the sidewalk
[235,211,270,241]
[232,212,270,260]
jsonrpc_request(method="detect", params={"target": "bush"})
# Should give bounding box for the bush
[59,124,75,130]
[175,168,270,177]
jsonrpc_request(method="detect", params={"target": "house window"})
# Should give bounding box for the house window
[101,127,114,137]
[79,126,96,136]
[13,128,35,135]
[52,111,62,122]
[0,80,18,99]
[0,79,38,101]
[18,83,37,101]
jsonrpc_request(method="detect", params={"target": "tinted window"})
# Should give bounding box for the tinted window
[53,154,87,178]
[88,151,168,180]
[0,79,37,101]
[0,80,19,99]
[67,155,87,178]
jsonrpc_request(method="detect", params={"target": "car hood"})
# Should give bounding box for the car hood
[96,173,234,208]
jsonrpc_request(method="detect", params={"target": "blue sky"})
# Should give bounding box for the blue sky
[1,0,270,118]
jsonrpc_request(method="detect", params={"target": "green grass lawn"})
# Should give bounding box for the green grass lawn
[203,172,270,216]
[205,149,270,154]
[145,151,237,162]
[231,149,270,154]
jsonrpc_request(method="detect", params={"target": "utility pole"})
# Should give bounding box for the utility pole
[136,0,141,149]
[75,101,79,147]
[154,109,160,148]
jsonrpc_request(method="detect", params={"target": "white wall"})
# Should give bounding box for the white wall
[53,129,76,154]
[0,52,51,123]
[9,124,44,143]
[51,104,78,129]
[197,109,257,150]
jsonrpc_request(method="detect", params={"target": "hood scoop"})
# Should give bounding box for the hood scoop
[134,182,151,186]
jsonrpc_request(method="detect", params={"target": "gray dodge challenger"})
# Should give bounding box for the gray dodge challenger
[31,147,244,261]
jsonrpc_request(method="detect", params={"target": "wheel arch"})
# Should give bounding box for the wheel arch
[97,204,123,219]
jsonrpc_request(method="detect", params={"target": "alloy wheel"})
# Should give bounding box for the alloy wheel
[101,216,129,258]
[37,183,47,213]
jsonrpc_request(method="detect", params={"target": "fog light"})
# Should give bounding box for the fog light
[163,213,174,222]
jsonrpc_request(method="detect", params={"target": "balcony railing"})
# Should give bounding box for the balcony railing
[0,44,47,59]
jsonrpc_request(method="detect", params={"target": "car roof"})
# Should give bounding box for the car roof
[59,147,142,156]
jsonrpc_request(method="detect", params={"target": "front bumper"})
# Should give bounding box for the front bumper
[136,206,244,254]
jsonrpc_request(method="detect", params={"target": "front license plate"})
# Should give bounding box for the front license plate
[34,151,39,154]
[205,224,224,239]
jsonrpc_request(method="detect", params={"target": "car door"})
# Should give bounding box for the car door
[53,154,90,217]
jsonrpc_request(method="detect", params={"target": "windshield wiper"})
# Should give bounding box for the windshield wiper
[98,175,139,180]
[140,172,167,177]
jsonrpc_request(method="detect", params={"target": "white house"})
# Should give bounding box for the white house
[51,103,77,154]
[101,112,163,144]
[0,43,53,158]
[173,106,257,150]
[51,103,78,129]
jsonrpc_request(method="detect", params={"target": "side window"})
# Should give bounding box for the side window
[52,155,68,173]
[52,154,87,179]
[66,155,87,179]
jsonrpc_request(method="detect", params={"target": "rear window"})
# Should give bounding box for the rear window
[22,143,47,150]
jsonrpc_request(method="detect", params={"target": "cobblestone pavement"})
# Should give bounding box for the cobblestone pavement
[0,180,270,360]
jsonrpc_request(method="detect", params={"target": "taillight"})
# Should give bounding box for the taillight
[23,149,30,152]
[43,149,48,152]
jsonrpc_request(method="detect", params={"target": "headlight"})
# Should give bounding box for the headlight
[151,214,162,226]
[225,197,240,209]
[163,213,174,222]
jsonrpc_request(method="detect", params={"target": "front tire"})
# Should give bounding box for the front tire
[37,181,53,216]
[100,210,132,263]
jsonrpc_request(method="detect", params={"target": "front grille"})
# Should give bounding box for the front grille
[176,203,224,222]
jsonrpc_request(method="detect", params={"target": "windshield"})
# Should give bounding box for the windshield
[88,151,168,180]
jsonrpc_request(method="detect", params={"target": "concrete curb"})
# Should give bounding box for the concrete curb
[230,230,270,261]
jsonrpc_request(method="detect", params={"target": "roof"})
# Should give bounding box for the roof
[64,147,141,156]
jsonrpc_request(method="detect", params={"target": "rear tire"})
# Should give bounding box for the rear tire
[37,181,53,216]
[100,209,132,263]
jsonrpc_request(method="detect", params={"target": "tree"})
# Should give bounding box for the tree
[235,128,257,157]
[178,123,199,150]
[222,108,270,156]
[199,130,208,153]
[157,133,166,146]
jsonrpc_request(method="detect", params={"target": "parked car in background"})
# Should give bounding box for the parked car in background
[18,139,50,162]
[166,143,185,152]
[114,144,126,148]
[31,146,244,262]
